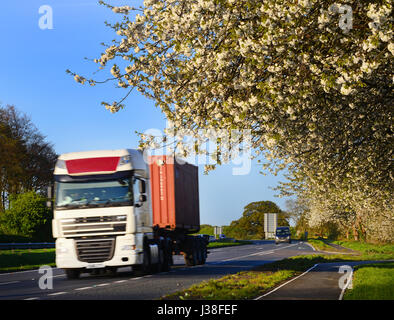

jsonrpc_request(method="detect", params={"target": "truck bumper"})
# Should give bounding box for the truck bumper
[275,238,291,244]
[55,235,143,269]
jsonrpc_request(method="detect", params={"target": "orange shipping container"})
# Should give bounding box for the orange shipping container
[149,156,200,233]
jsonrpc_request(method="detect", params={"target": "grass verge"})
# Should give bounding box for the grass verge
[0,249,55,273]
[208,240,252,249]
[344,261,394,300]
[162,254,355,300]
[331,240,394,260]
[307,238,337,252]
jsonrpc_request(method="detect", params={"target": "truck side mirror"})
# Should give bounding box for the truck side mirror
[47,185,53,199]
[47,184,54,209]
[138,180,146,194]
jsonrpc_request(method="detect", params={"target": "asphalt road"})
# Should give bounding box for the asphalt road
[0,240,314,300]
[256,260,388,300]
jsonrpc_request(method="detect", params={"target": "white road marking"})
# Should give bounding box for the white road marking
[221,243,299,262]
[304,242,316,251]
[48,292,67,296]
[258,251,274,255]
[24,297,40,300]
[96,283,110,287]
[0,281,20,286]
[75,287,91,291]
[0,268,61,277]
[254,263,319,300]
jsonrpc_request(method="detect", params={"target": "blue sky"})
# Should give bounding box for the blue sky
[0,1,291,226]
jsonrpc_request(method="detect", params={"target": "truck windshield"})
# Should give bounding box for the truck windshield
[55,178,132,209]
[276,228,290,236]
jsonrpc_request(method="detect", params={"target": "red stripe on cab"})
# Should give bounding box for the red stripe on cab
[65,157,120,174]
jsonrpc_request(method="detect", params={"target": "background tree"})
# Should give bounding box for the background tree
[0,191,52,241]
[225,201,289,239]
[0,105,57,211]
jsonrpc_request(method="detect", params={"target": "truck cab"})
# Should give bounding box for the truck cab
[51,149,207,279]
[51,149,152,278]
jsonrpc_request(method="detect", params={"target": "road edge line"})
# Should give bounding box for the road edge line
[304,242,316,251]
[254,263,319,300]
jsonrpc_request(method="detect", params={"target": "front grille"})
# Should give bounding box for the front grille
[75,238,115,263]
[61,215,126,237]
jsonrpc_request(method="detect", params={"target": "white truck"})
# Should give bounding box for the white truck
[49,149,208,279]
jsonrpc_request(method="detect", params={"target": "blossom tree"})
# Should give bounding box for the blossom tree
[69,0,393,240]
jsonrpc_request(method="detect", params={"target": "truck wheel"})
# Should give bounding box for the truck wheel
[196,242,203,265]
[200,244,207,265]
[135,250,151,275]
[64,269,81,280]
[162,254,171,271]
[161,241,172,272]
[107,267,118,276]
[184,249,197,266]
[134,240,152,275]
[152,247,163,273]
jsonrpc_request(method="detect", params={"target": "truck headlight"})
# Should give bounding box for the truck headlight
[121,245,136,251]
[56,244,69,254]
[118,155,131,166]
[55,159,67,170]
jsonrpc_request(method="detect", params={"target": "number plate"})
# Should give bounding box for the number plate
[86,263,105,269]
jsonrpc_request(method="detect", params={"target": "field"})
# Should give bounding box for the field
[207,239,252,248]
[344,261,394,300]
[0,249,56,273]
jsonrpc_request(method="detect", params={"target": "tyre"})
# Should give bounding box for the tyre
[152,247,163,273]
[196,248,202,265]
[195,241,202,265]
[64,268,81,280]
[161,240,172,272]
[200,245,207,264]
[133,239,152,275]
[184,249,197,266]
[197,239,206,265]
[107,267,118,276]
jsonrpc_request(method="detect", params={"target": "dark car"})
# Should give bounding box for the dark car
[199,234,211,243]
[275,226,291,244]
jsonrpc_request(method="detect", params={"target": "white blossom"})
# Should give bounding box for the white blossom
[71,0,393,241]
